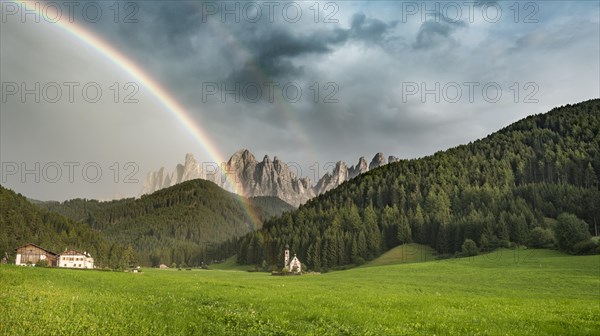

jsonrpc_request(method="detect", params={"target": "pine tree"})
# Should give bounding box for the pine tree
[412,204,426,243]
[363,206,381,257]
[397,214,412,245]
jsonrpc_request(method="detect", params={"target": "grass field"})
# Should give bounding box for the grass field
[1,248,598,335]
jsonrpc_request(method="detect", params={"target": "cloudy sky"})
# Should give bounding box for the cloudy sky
[1,0,599,201]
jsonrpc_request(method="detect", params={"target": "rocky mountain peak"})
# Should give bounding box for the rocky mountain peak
[229,149,256,163]
[369,153,386,170]
[314,161,348,195]
[349,157,369,179]
[184,153,196,164]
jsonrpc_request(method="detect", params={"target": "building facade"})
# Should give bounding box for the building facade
[15,243,58,266]
[288,255,302,273]
[58,250,94,269]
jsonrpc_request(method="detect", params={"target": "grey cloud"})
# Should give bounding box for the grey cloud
[226,12,397,84]
[227,27,346,83]
[348,12,398,44]
[511,20,598,52]
[413,17,467,50]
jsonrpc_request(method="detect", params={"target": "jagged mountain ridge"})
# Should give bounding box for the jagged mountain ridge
[142,151,393,207]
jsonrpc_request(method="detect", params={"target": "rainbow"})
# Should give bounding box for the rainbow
[14,0,262,228]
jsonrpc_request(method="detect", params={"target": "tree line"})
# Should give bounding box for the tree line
[0,185,127,269]
[234,99,600,270]
[38,179,292,267]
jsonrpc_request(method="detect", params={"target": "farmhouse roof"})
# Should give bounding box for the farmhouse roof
[14,243,58,256]
[61,250,92,257]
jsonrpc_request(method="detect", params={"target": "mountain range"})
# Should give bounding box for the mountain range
[141,151,398,207]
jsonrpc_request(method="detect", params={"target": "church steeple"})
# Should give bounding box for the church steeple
[284,244,290,268]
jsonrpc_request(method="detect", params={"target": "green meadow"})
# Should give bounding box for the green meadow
[1,248,598,335]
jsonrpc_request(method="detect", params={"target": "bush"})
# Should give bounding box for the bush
[554,213,592,252]
[528,227,555,248]
[352,257,365,266]
[461,239,478,257]
[572,240,598,255]
[436,253,453,260]
[35,259,49,268]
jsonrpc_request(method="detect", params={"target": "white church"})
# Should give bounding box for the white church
[284,244,302,273]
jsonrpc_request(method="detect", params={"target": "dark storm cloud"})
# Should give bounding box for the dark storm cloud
[110,2,206,56]
[85,4,399,96]
[227,27,346,83]
[227,12,398,84]
[349,12,399,43]
[413,16,467,50]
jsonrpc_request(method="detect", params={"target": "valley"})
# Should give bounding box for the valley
[3,2,599,335]
[0,248,598,335]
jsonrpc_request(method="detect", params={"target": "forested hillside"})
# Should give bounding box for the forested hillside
[0,186,118,267]
[249,196,295,218]
[40,179,293,267]
[236,99,600,270]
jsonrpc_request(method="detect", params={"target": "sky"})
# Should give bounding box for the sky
[1,0,599,201]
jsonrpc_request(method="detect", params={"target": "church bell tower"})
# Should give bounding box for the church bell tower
[284,244,290,268]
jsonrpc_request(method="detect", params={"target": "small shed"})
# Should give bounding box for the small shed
[15,243,58,266]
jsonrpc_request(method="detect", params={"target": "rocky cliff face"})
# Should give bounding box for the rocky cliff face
[369,152,386,170]
[141,150,398,207]
[348,157,368,179]
[314,161,348,195]
[223,150,315,207]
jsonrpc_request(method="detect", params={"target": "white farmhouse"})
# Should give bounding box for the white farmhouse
[59,250,94,269]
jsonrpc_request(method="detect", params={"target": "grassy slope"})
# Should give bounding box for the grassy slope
[0,249,598,335]
[363,243,438,267]
[208,256,255,271]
